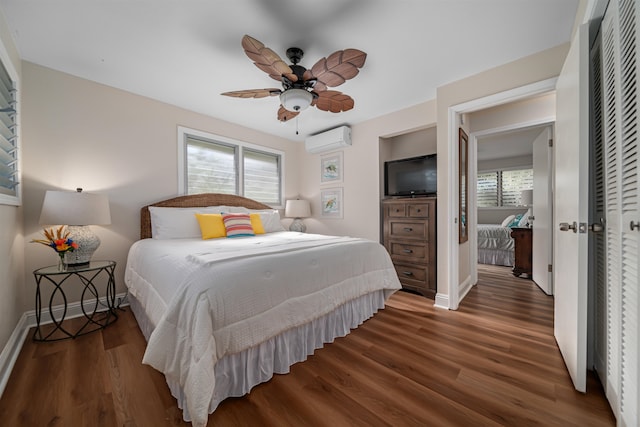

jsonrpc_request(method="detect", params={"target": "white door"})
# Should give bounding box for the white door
[532,126,553,295]
[600,1,640,424]
[554,23,590,392]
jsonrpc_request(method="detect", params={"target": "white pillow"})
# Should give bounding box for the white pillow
[228,206,250,213]
[249,209,286,233]
[149,206,229,239]
[501,214,516,227]
[518,208,532,227]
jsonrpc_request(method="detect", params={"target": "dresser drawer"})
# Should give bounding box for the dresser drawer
[388,220,428,240]
[384,203,406,218]
[394,263,426,282]
[408,203,430,218]
[389,241,428,263]
[393,262,428,285]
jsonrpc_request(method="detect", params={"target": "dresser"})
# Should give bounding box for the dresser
[510,227,532,278]
[382,197,436,298]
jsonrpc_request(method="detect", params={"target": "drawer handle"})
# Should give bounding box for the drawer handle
[403,249,413,253]
[416,209,421,213]
[395,209,401,213]
[403,227,413,232]
[402,271,414,276]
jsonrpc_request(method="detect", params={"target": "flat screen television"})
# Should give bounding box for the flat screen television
[384,154,437,197]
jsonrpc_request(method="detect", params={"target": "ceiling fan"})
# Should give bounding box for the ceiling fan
[221,35,367,123]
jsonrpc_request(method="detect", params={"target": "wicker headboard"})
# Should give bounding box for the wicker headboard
[140,193,273,239]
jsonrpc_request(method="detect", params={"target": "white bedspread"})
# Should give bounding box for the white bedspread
[477,224,515,266]
[124,232,401,426]
[477,224,514,251]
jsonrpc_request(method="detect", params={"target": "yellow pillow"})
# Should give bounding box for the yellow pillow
[195,213,226,239]
[250,213,265,234]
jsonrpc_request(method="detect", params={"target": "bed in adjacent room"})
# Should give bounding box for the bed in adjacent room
[476,213,527,266]
[477,224,515,266]
[124,193,401,427]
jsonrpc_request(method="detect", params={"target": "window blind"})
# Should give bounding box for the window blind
[186,137,237,195]
[502,169,533,206]
[477,168,533,207]
[243,148,281,205]
[477,172,498,207]
[182,131,283,206]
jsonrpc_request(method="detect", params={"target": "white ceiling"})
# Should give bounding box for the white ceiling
[477,127,547,161]
[0,0,579,141]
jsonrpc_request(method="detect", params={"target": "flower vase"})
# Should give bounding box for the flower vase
[57,253,67,272]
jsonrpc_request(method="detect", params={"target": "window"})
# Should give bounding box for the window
[178,127,283,206]
[477,168,533,207]
[0,41,19,206]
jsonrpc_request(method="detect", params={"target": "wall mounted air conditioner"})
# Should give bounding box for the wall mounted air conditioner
[305,125,352,154]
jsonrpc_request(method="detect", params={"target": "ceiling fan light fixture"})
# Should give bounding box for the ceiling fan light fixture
[280,88,313,112]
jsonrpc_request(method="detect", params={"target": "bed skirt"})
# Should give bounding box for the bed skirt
[478,248,514,266]
[129,290,390,422]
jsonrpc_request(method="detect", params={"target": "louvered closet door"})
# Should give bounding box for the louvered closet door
[591,20,608,394]
[600,1,640,425]
[617,1,639,424]
[601,2,623,414]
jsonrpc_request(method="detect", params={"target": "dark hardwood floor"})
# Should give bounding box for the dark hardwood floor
[0,264,615,426]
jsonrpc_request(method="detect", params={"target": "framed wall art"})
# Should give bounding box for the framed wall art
[320,187,343,218]
[320,151,343,184]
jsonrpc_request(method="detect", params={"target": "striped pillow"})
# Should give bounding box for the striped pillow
[222,213,255,238]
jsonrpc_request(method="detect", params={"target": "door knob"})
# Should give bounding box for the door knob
[559,222,577,232]
[631,221,640,231]
[589,223,604,233]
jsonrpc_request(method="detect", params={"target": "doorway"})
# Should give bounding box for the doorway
[445,78,558,309]
[470,121,554,296]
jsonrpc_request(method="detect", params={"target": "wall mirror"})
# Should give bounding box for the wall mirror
[459,128,468,243]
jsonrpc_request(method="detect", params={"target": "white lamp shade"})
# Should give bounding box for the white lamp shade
[285,199,311,218]
[39,189,111,226]
[520,189,533,207]
[280,89,313,112]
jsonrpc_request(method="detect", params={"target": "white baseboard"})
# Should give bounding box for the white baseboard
[0,292,128,398]
[0,312,30,398]
[434,293,450,309]
[458,275,474,302]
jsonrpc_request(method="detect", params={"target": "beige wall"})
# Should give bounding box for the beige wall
[436,42,570,305]
[470,92,556,134]
[0,12,24,355]
[384,126,437,161]
[297,100,437,242]
[21,62,301,304]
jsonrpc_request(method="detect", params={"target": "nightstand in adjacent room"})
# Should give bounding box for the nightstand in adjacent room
[32,260,118,341]
[510,227,533,278]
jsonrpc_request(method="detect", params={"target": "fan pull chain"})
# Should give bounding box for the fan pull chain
[296,117,299,135]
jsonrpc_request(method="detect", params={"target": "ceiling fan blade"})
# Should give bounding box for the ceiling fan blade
[242,35,296,82]
[313,90,355,113]
[221,88,281,99]
[310,48,367,88]
[278,105,299,122]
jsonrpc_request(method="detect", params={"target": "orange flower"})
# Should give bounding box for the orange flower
[31,226,79,255]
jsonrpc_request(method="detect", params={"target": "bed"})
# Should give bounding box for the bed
[124,193,401,427]
[477,224,515,266]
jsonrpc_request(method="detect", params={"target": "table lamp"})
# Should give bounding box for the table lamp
[39,188,111,265]
[520,189,533,227]
[285,199,311,232]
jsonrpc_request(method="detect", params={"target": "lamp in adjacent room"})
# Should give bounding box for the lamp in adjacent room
[285,199,311,232]
[39,188,111,265]
[520,189,533,228]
